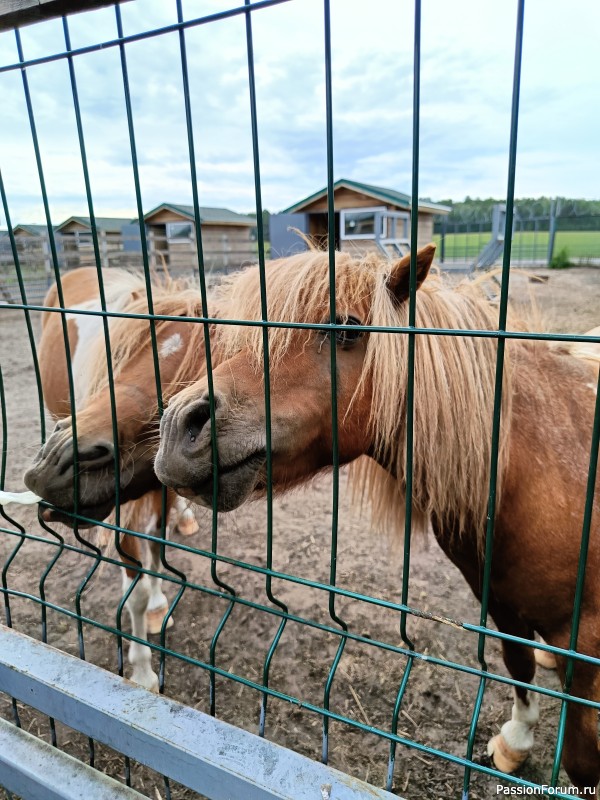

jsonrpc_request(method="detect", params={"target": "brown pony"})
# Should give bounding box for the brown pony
[155,246,600,791]
[24,267,213,690]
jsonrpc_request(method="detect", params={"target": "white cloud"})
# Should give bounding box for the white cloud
[0,0,599,227]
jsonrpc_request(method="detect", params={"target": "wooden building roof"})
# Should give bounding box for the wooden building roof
[282,178,451,216]
[56,216,132,233]
[143,203,255,227]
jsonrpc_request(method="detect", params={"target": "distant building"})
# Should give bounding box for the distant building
[12,223,53,277]
[270,178,450,258]
[7,204,257,279]
[12,224,50,238]
[142,203,256,273]
[55,216,132,269]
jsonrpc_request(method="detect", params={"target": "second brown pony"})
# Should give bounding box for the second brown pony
[25,267,213,689]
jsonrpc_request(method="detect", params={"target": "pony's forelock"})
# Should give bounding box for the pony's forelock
[216,251,391,367]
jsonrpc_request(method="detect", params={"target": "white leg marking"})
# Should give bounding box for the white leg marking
[145,517,173,633]
[488,687,540,772]
[147,529,169,613]
[122,571,158,692]
[173,496,198,536]
[501,689,540,751]
[174,496,187,515]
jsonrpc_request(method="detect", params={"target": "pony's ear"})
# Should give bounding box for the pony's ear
[387,243,436,302]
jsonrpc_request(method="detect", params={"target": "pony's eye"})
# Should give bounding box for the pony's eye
[334,316,363,348]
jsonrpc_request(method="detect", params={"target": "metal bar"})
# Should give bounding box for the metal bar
[112,13,181,786]
[547,198,557,264]
[62,13,118,766]
[550,361,600,784]
[243,0,289,738]
[173,0,231,720]
[321,0,348,766]
[0,171,46,442]
[0,626,400,800]
[462,1,525,795]
[2,301,599,345]
[387,1,421,787]
[13,25,82,756]
[0,716,144,800]
[0,365,22,730]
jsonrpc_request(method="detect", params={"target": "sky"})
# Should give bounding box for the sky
[0,0,599,225]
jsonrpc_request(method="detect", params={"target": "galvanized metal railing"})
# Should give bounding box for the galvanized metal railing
[0,1,599,799]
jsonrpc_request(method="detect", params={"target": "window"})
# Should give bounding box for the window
[166,222,194,242]
[340,207,386,239]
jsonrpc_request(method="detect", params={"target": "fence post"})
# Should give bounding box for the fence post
[100,230,109,268]
[547,198,557,265]
[440,215,446,263]
[42,236,52,283]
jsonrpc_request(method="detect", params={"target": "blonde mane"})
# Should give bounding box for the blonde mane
[82,270,213,406]
[217,251,514,539]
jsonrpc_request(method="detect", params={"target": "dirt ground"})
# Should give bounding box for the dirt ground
[0,266,598,800]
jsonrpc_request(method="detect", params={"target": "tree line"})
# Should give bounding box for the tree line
[430,197,600,223]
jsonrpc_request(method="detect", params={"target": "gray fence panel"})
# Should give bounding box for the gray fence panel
[0,716,145,800]
[0,625,400,800]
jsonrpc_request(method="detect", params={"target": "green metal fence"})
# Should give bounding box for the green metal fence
[1,1,599,798]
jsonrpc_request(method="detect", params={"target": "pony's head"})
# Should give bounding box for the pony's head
[24,283,209,527]
[155,246,436,512]
[156,244,509,534]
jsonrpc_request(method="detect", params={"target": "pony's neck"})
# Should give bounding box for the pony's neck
[366,281,511,539]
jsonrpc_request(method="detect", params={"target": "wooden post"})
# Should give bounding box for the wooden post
[100,230,108,269]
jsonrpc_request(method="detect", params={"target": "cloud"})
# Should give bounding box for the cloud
[0,0,599,227]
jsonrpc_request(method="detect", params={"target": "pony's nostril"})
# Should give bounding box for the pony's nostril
[76,442,114,469]
[85,444,112,461]
[185,401,211,444]
[53,417,71,434]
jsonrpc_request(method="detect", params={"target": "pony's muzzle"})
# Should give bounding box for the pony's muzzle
[24,434,116,506]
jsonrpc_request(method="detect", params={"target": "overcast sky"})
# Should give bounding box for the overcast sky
[1,0,599,225]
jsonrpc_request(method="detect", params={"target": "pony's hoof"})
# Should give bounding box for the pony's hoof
[176,513,198,537]
[146,605,174,635]
[146,674,159,693]
[487,733,529,774]
[131,671,159,693]
[534,648,557,670]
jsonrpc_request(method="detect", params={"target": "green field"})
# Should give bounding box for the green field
[433,229,600,263]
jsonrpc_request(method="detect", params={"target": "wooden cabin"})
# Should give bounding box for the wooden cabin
[55,216,131,269]
[143,203,256,273]
[270,178,450,258]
